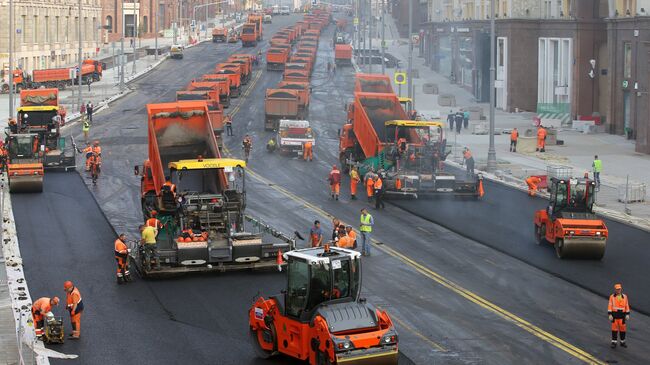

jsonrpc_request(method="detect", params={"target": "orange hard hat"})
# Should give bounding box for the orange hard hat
[51,297,60,305]
[614,283,622,290]
[150,210,158,216]
[332,165,337,169]
[63,281,74,290]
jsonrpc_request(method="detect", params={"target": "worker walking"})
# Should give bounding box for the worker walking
[447,110,454,131]
[365,173,375,202]
[114,233,132,284]
[242,135,252,163]
[31,297,59,337]
[303,140,313,161]
[224,115,233,136]
[455,112,463,134]
[140,224,159,270]
[309,220,323,248]
[463,109,470,129]
[349,167,360,200]
[63,281,83,339]
[608,283,630,348]
[82,118,90,143]
[526,176,542,196]
[463,147,474,176]
[328,165,341,200]
[536,125,547,152]
[592,155,602,187]
[374,175,385,209]
[359,208,373,256]
[510,128,519,152]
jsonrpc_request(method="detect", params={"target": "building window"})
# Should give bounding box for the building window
[65,16,69,42]
[56,17,60,42]
[623,42,632,78]
[106,15,113,33]
[21,15,26,43]
[33,16,38,43]
[45,16,50,43]
[538,37,572,108]
[93,17,97,40]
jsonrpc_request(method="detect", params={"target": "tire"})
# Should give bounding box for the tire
[316,350,333,365]
[555,239,566,259]
[1,84,9,93]
[535,224,547,245]
[249,324,277,359]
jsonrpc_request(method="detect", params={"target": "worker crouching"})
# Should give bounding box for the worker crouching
[526,176,542,196]
[608,283,631,348]
[31,297,59,337]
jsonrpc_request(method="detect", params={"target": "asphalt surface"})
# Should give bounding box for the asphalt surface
[11,13,650,365]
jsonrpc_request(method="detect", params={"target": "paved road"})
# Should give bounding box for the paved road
[12,13,650,365]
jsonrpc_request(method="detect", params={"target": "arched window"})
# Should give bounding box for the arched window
[105,15,113,33]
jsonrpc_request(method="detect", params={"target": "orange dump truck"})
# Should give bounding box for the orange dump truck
[283,70,310,83]
[339,92,408,171]
[133,101,295,277]
[200,74,231,107]
[335,44,353,66]
[212,28,228,42]
[29,59,103,89]
[227,56,252,84]
[277,81,310,119]
[267,48,290,71]
[265,89,300,131]
[215,65,242,97]
[354,73,395,93]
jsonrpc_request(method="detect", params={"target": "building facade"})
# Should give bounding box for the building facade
[0,0,103,73]
[416,0,650,153]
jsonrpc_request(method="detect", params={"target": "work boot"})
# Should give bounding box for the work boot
[620,341,627,348]
[610,341,617,348]
[125,274,132,282]
[117,276,123,285]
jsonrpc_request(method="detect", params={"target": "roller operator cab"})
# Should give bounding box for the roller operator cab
[249,246,399,365]
[534,177,608,259]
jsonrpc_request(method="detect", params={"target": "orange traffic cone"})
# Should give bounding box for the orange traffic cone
[478,178,485,198]
[276,250,284,272]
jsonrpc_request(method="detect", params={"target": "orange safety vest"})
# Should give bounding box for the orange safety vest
[32,297,52,314]
[608,294,630,316]
[114,239,128,257]
[511,130,518,141]
[374,177,383,190]
[146,218,162,229]
[66,287,83,314]
[537,128,547,139]
[92,146,101,155]
[163,181,176,193]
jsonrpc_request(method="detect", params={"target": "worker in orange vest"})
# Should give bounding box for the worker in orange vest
[146,210,163,236]
[31,297,59,337]
[91,140,101,156]
[114,233,132,284]
[374,175,385,209]
[349,167,360,200]
[463,147,474,176]
[365,173,375,202]
[510,128,518,152]
[608,283,631,348]
[328,165,341,200]
[345,226,357,249]
[303,140,313,161]
[64,281,83,339]
[526,176,542,196]
[536,126,547,152]
[163,178,177,198]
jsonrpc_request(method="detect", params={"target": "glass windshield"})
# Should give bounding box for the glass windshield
[307,261,331,311]
[332,259,350,299]
[8,136,36,157]
[279,126,313,138]
[286,259,310,317]
[174,168,221,194]
[554,182,568,208]
[242,28,254,34]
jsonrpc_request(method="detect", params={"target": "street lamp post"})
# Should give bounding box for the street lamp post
[119,0,125,91]
[407,0,413,100]
[132,4,138,75]
[368,0,372,73]
[154,5,158,60]
[381,0,385,74]
[77,0,83,111]
[8,0,14,119]
[486,0,497,172]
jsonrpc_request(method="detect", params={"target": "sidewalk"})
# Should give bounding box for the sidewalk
[356,16,650,226]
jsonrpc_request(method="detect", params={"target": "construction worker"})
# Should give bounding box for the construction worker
[328,165,341,200]
[331,218,341,241]
[592,155,602,187]
[608,283,630,348]
[242,135,252,162]
[510,128,518,152]
[0,144,8,172]
[146,210,163,230]
[82,117,90,143]
[114,233,132,284]
[463,147,474,176]
[76,142,93,171]
[359,208,373,256]
[397,137,407,155]
[9,117,18,134]
[374,175,385,209]
[88,152,101,185]
[536,125,547,152]
[526,176,542,196]
[303,140,313,161]
[58,106,67,126]
[91,140,101,156]
[140,224,159,270]
[31,297,59,337]
[345,225,357,249]
[309,220,323,247]
[336,230,354,249]
[224,115,233,136]
[349,167,360,200]
[266,138,276,153]
[365,173,375,202]
[163,177,177,196]
[63,281,83,339]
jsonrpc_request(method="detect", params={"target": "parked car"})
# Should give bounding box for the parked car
[263,15,272,23]
[280,6,290,15]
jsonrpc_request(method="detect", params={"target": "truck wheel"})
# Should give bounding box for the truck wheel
[555,239,566,259]
[1,84,8,93]
[316,350,333,365]
[535,224,547,245]
[249,324,277,359]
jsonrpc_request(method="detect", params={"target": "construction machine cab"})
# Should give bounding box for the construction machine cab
[283,247,361,321]
[384,120,446,172]
[7,134,41,161]
[17,106,59,133]
[548,177,596,218]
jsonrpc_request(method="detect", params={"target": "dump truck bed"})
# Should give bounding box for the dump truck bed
[353,92,408,157]
[354,74,394,94]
